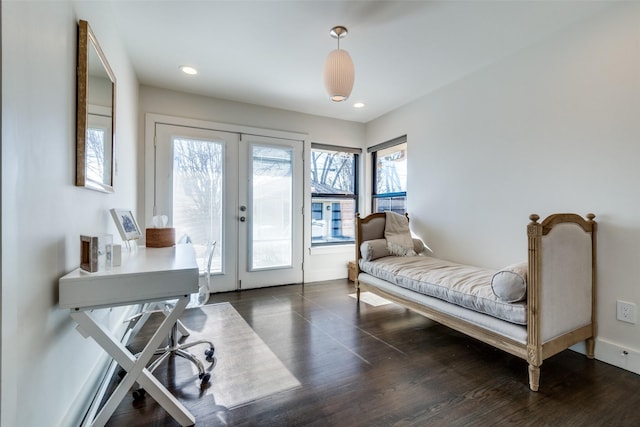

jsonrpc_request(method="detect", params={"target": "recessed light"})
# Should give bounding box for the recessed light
[179,65,198,75]
[353,102,365,108]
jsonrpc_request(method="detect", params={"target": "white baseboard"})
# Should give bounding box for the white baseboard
[594,337,640,375]
[304,268,347,283]
[59,304,141,427]
[59,350,112,427]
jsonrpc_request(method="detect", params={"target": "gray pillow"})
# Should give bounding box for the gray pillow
[361,238,426,261]
[412,238,426,254]
[360,239,391,261]
[491,262,528,303]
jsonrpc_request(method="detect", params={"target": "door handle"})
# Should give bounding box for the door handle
[240,216,246,222]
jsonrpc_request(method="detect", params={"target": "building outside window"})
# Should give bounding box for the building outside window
[370,136,407,214]
[310,144,360,245]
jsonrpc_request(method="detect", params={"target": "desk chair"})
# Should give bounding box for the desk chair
[131,242,216,399]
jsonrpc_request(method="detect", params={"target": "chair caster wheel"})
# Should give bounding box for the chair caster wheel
[132,388,146,400]
[199,372,211,383]
[205,347,215,358]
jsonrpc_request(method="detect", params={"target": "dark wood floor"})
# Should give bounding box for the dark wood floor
[105,280,640,426]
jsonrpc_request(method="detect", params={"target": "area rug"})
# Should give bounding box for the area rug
[181,302,301,409]
[348,291,392,307]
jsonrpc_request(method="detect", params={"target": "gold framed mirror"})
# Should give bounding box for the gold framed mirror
[76,19,116,193]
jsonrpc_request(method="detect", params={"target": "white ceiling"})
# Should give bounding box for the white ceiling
[109,0,612,123]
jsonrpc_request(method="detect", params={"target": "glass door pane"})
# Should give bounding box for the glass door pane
[250,145,293,270]
[172,138,223,273]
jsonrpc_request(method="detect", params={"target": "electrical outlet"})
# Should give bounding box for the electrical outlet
[617,300,637,324]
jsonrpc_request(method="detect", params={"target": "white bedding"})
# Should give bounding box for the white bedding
[359,255,527,325]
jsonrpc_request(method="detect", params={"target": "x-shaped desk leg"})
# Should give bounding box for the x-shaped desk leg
[71,296,195,427]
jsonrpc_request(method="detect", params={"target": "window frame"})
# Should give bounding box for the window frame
[369,135,407,214]
[310,143,361,246]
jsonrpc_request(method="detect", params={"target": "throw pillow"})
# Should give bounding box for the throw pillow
[360,239,391,261]
[491,261,528,303]
[412,238,426,254]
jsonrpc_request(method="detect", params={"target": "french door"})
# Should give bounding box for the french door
[152,123,303,292]
[237,135,303,288]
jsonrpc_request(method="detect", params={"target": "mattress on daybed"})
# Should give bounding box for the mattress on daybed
[359,256,527,325]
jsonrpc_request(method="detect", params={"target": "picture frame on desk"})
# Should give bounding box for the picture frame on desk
[80,235,99,272]
[80,234,114,272]
[110,208,142,242]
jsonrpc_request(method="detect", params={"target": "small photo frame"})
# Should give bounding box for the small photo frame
[110,208,142,241]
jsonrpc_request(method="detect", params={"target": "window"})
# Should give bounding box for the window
[370,136,407,214]
[85,109,113,184]
[310,144,360,245]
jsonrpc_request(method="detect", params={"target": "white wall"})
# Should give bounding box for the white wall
[5,3,635,425]
[138,86,366,283]
[366,2,640,374]
[1,1,139,425]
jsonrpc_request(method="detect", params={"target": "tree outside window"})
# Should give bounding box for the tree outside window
[371,137,407,214]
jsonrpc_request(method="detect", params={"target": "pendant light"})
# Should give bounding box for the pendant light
[324,26,354,102]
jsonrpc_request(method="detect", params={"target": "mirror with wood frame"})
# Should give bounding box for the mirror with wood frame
[76,19,116,193]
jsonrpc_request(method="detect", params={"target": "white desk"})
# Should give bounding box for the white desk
[59,244,199,427]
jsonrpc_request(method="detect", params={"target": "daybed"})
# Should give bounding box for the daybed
[355,211,597,391]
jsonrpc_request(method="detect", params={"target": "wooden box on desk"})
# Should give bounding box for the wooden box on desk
[146,228,175,248]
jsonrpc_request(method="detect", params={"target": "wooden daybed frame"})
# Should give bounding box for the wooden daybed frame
[355,212,597,391]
